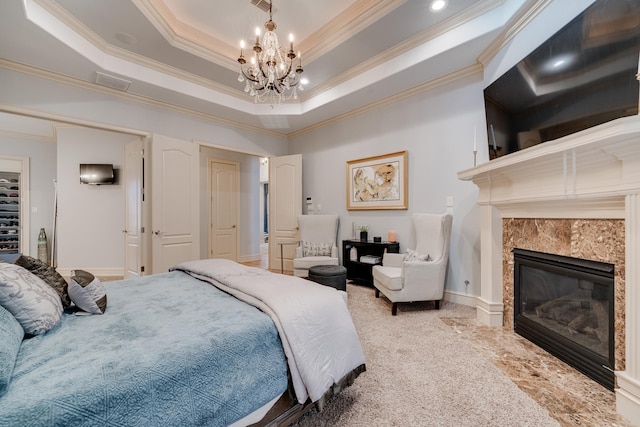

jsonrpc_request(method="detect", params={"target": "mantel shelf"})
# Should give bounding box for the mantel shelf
[458,116,640,218]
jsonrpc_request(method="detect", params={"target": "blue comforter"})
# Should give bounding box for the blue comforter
[0,270,288,426]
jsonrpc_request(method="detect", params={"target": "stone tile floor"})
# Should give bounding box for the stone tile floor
[442,316,634,427]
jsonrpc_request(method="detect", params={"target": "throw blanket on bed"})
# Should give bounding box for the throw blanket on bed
[0,271,288,427]
[171,259,366,404]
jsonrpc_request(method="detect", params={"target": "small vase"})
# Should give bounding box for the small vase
[360,231,368,242]
[37,228,48,264]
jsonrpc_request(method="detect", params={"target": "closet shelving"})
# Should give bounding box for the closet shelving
[0,172,20,254]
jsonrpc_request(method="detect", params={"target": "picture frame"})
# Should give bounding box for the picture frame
[346,151,408,210]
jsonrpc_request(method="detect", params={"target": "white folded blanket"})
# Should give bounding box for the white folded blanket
[171,259,366,404]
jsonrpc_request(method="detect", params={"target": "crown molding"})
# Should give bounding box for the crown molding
[0,59,286,139]
[133,0,238,71]
[290,63,483,138]
[0,129,56,143]
[303,0,500,102]
[477,0,553,67]
[34,0,246,99]
[299,0,407,64]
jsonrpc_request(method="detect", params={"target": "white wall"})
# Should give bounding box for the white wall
[0,68,289,157]
[288,1,596,300]
[289,74,486,298]
[0,68,288,273]
[55,127,131,275]
[0,136,56,257]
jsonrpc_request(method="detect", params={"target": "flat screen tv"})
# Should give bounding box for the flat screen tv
[484,0,640,158]
[79,164,115,185]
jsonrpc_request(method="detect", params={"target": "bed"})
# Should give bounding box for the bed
[0,257,366,426]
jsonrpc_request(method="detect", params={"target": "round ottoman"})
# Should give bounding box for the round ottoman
[308,265,347,292]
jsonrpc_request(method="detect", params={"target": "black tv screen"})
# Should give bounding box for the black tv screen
[79,164,115,185]
[484,0,640,158]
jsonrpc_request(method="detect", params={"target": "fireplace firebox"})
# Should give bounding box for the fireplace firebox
[513,248,615,390]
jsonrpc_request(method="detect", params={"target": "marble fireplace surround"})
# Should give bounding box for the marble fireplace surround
[458,115,640,423]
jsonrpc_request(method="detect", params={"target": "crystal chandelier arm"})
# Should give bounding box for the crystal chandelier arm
[237,0,305,104]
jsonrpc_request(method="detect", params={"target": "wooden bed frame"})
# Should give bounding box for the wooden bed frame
[251,391,314,426]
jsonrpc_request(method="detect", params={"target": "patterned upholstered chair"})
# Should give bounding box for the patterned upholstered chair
[292,215,339,277]
[372,213,452,315]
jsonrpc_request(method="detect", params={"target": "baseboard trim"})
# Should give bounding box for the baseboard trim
[616,371,640,425]
[444,290,478,308]
[238,253,261,263]
[57,267,124,279]
[476,296,505,327]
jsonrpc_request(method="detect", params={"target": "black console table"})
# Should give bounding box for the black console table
[342,240,400,286]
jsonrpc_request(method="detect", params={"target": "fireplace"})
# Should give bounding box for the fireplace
[458,117,640,421]
[514,248,615,390]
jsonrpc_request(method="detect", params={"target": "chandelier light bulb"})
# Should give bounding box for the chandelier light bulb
[237,1,305,104]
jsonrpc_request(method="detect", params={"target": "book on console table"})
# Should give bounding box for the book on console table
[359,255,381,264]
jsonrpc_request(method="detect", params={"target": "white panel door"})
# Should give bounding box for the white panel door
[209,160,238,260]
[123,138,144,278]
[268,154,302,273]
[151,135,199,274]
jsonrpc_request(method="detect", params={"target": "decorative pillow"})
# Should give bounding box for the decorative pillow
[14,255,71,309]
[0,262,63,335]
[68,270,107,314]
[302,241,334,257]
[404,248,432,262]
[0,303,24,396]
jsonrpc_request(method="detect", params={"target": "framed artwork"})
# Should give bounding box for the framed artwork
[346,151,408,210]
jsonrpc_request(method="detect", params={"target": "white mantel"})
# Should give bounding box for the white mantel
[458,115,640,424]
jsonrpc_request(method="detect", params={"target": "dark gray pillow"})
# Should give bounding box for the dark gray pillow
[14,255,71,309]
[69,270,107,314]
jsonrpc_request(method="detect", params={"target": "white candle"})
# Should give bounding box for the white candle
[473,126,477,151]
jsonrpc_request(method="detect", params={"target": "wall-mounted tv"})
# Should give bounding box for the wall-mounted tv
[484,0,640,159]
[79,164,115,185]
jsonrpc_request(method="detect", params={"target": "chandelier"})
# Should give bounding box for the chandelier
[237,1,304,104]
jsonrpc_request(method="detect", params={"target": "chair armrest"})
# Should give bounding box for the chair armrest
[382,252,405,268]
[295,246,303,258]
[403,259,446,284]
[331,245,338,258]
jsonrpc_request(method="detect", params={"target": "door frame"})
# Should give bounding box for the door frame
[0,156,30,256]
[123,137,146,278]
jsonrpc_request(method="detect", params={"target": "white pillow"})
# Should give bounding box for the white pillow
[302,241,334,257]
[404,248,432,262]
[0,262,63,335]
[69,270,107,314]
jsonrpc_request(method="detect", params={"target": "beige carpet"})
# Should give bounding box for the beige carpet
[294,283,560,427]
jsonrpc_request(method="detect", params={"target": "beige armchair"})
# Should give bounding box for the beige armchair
[372,213,452,315]
[293,214,339,277]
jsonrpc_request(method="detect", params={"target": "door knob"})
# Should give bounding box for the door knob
[153,230,161,235]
